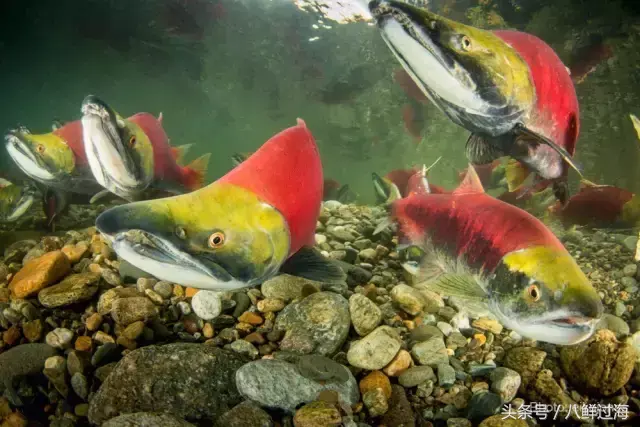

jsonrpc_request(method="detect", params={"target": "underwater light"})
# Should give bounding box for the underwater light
[293,0,374,24]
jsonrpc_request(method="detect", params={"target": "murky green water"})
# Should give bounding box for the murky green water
[0,0,639,207]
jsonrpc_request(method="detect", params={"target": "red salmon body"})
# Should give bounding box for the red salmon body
[53,120,88,167]
[494,31,580,164]
[218,119,322,254]
[129,113,205,190]
[551,184,636,226]
[393,184,564,272]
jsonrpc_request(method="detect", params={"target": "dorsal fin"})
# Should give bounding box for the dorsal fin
[296,118,307,128]
[170,144,192,166]
[157,112,163,124]
[453,164,485,195]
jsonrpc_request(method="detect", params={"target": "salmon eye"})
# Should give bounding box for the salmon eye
[129,135,136,146]
[36,144,45,153]
[175,227,187,239]
[527,284,541,302]
[461,36,472,51]
[208,232,225,248]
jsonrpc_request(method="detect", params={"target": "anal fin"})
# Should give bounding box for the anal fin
[465,133,505,165]
[280,246,347,285]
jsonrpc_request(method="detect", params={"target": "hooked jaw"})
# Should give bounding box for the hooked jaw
[496,247,603,345]
[493,303,601,346]
[95,200,245,290]
[0,185,35,222]
[368,0,526,136]
[4,129,58,183]
[81,95,147,199]
[95,183,291,291]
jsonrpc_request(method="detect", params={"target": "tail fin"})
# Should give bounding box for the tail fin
[505,159,531,192]
[183,153,211,190]
[171,144,193,166]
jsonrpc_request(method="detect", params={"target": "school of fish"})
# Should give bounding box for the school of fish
[6,1,640,346]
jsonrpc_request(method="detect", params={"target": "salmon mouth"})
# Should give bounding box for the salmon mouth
[368,0,524,136]
[81,95,147,198]
[95,203,249,291]
[4,129,59,184]
[493,303,599,345]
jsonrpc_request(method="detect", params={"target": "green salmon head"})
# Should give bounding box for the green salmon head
[0,182,35,223]
[95,182,291,291]
[81,95,154,200]
[372,173,402,205]
[368,1,535,136]
[5,127,75,184]
[490,246,603,345]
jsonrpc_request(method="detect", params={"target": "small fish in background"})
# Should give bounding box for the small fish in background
[316,64,384,104]
[368,1,582,205]
[95,118,346,291]
[0,178,35,223]
[373,168,416,204]
[405,157,446,197]
[373,161,447,204]
[81,95,210,202]
[548,179,640,229]
[568,34,615,85]
[401,103,425,144]
[392,166,603,345]
[393,67,428,104]
[323,179,357,203]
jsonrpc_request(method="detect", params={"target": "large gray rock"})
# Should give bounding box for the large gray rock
[88,344,248,424]
[235,358,359,413]
[102,413,196,427]
[275,292,350,356]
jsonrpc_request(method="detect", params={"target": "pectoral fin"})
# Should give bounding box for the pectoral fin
[280,246,347,284]
[465,133,505,165]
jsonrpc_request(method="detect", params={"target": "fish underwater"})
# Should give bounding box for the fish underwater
[391,165,603,345]
[368,0,582,204]
[95,118,346,290]
[548,179,640,228]
[81,95,210,201]
[373,161,446,204]
[0,178,36,223]
[4,123,102,196]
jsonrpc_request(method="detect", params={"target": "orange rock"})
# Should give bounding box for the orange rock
[9,251,71,299]
[238,311,264,325]
[185,287,199,298]
[61,242,89,264]
[244,332,266,345]
[2,325,21,346]
[359,370,392,399]
[383,349,413,377]
[2,411,28,427]
[75,336,93,352]
[202,323,214,338]
[85,313,103,331]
